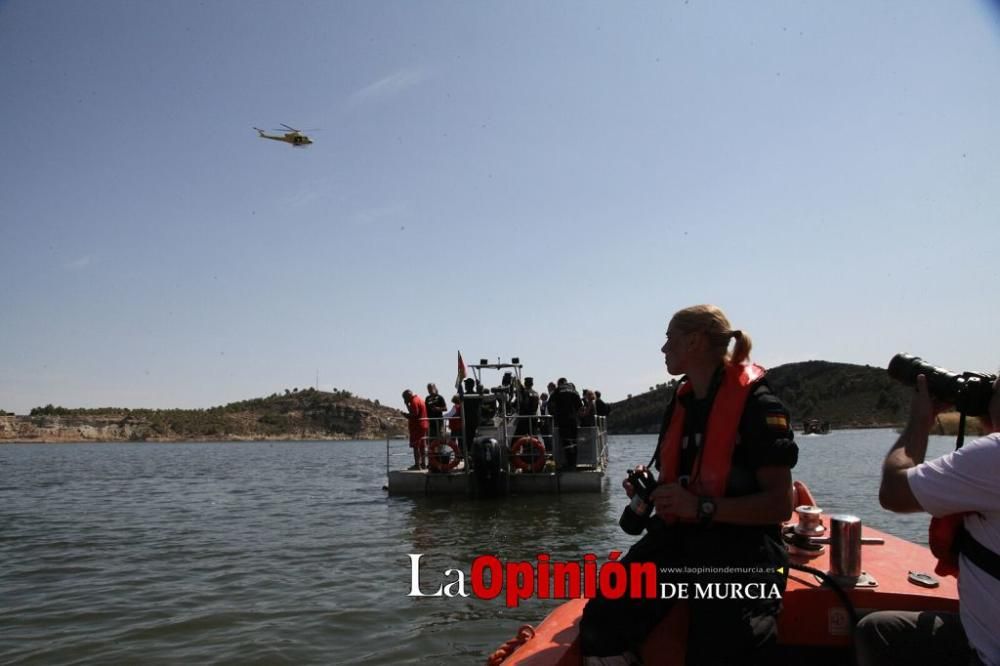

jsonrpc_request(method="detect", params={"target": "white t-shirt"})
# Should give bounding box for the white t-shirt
[908,432,1000,665]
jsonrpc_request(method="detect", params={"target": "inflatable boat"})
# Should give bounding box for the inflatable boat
[488,482,958,665]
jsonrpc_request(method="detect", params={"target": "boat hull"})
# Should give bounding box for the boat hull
[387,468,606,495]
[499,522,958,665]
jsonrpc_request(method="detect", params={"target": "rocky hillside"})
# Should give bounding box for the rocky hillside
[607,360,915,434]
[0,388,408,443]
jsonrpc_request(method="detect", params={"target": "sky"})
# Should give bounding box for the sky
[2,1,999,415]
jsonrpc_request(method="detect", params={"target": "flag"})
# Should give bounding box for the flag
[455,351,467,393]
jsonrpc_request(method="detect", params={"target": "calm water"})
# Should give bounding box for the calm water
[0,430,958,665]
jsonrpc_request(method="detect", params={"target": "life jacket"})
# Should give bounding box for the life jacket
[448,403,463,433]
[930,514,964,577]
[658,363,766,499]
[930,513,1000,581]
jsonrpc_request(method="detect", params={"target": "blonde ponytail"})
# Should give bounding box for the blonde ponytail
[670,304,752,365]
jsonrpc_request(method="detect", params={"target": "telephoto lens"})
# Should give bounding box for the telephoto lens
[619,469,658,535]
[887,353,996,416]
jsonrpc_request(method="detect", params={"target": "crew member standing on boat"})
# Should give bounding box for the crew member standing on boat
[460,377,484,456]
[444,394,464,459]
[539,390,552,453]
[549,378,583,470]
[425,383,447,438]
[595,390,610,420]
[402,389,428,470]
[580,389,597,427]
[515,377,540,437]
[857,374,1000,666]
[579,304,798,665]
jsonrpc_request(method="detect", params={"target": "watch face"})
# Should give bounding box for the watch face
[701,500,715,515]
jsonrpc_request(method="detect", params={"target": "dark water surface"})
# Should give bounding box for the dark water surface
[0,431,958,664]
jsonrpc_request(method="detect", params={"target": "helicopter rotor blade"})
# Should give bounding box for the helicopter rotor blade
[280,123,298,131]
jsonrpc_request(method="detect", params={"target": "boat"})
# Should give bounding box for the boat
[386,358,609,496]
[803,419,831,435]
[488,481,959,665]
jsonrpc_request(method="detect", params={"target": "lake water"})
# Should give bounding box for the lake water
[0,430,959,665]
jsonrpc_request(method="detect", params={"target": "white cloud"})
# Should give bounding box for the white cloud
[349,66,431,105]
[64,255,92,271]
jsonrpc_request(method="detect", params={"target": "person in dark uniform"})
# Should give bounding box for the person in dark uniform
[549,378,583,470]
[460,377,482,453]
[539,391,553,452]
[580,389,597,427]
[579,304,799,665]
[425,383,447,437]
[595,391,610,419]
[515,377,540,437]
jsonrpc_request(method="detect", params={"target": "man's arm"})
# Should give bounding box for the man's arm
[879,374,938,513]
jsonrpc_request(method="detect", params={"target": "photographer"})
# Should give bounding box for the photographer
[579,305,798,665]
[857,371,1000,665]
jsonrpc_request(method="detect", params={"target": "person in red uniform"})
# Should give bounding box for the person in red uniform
[402,389,428,470]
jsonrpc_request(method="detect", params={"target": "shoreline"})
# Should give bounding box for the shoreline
[0,434,400,444]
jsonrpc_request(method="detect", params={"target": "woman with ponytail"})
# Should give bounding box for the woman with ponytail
[580,304,799,665]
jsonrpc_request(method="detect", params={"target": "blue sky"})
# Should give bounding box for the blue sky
[2,1,999,414]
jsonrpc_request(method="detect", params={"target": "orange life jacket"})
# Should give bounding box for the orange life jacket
[658,363,766,499]
[929,514,964,578]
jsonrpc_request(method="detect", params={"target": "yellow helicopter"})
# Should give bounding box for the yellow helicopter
[253,124,315,147]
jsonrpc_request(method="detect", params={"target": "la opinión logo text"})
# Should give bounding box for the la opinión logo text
[407,553,783,608]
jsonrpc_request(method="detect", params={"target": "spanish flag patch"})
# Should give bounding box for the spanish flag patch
[766,414,789,430]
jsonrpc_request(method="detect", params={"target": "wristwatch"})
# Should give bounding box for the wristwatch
[697,496,717,525]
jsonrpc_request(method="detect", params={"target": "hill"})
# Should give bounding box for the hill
[607,360,914,434]
[0,388,408,443]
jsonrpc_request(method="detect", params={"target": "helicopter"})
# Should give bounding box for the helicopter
[253,124,315,147]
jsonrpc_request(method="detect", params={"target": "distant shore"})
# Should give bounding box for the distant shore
[0,433,395,444]
[931,412,985,437]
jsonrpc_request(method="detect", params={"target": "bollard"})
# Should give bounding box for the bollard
[829,514,863,579]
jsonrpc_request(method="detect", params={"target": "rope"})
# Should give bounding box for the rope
[486,624,535,666]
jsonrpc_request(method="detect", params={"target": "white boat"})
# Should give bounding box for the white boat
[386,358,609,496]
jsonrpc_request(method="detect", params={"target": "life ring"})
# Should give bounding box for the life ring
[428,438,461,472]
[511,436,546,473]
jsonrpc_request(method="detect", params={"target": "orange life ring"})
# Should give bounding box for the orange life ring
[511,436,546,473]
[428,438,461,472]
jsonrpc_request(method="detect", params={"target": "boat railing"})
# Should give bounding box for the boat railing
[385,435,415,478]
[389,412,608,474]
[551,415,608,469]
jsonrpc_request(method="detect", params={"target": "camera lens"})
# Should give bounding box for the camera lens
[887,353,996,416]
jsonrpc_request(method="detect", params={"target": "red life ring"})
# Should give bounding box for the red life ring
[511,436,546,473]
[428,438,461,472]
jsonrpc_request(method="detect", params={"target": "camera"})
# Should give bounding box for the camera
[619,469,658,535]
[887,353,996,417]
